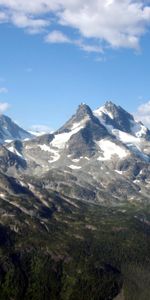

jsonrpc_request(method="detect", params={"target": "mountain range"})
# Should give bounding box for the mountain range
[0,101,150,300]
[1,101,150,205]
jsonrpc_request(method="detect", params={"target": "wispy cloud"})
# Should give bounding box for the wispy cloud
[75,40,103,53]
[134,101,150,128]
[11,13,50,34]
[0,102,10,114]
[30,124,53,134]
[45,30,102,53]
[0,87,8,94]
[0,1,150,52]
[45,30,71,43]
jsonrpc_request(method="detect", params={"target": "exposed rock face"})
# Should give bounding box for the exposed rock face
[0,114,33,143]
[102,101,134,133]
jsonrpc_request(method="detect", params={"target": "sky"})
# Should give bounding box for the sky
[0,0,150,131]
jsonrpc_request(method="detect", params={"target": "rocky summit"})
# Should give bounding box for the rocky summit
[0,102,150,300]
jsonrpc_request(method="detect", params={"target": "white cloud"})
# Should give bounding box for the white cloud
[45,30,71,43]
[0,1,150,52]
[45,31,102,52]
[134,101,150,128]
[75,40,103,53]
[0,102,10,114]
[0,87,8,94]
[11,13,50,33]
[0,11,7,22]
[30,124,53,133]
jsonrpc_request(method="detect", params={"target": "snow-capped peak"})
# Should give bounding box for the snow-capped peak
[94,101,150,139]
[94,104,114,120]
[56,103,94,134]
[0,114,33,144]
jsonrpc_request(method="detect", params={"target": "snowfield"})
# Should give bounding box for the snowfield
[97,139,128,161]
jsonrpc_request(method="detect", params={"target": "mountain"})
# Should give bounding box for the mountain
[0,101,150,299]
[2,101,150,204]
[0,114,33,144]
[94,100,150,139]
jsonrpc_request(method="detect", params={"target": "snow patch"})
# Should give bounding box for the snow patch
[39,144,52,152]
[97,139,127,161]
[48,153,60,163]
[0,193,5,198]
[25,145,32,150]
[71,116,90,130]
[134,179,140,184]
[94,106,114,119]
[8,146,23,158]
[112,129,140,144]
[131,121,148,138]
[51,124,84,149]
[94,108,149,162]
[115,170,124,175]
[5,139,13,143]
[85,156,90,160]
[39,144,60,163]
[69,165,81,170]
[72,158,80,162]
[72,156,90,162]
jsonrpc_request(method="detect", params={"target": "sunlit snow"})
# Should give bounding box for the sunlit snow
[69,165,82,170]
[94,106,114,119]
[39,144,60,163]
[8,146,23,158]
[97,139,127,161]
[51,124,84,149]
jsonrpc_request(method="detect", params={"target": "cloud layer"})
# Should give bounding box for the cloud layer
[0,1,150,52]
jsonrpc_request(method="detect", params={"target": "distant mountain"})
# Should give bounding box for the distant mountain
[0,114,33,144]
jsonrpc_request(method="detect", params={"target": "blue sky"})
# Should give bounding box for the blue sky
[0,0,150,131]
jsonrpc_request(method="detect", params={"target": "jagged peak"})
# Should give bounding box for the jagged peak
[105,100,117,108]
[104,101,134,120]
[94,101,150,139]
[75,103,93,119]
[94,101,134,122]
[56,103,96,134]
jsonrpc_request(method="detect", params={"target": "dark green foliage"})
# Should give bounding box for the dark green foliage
[0,202,150,299]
